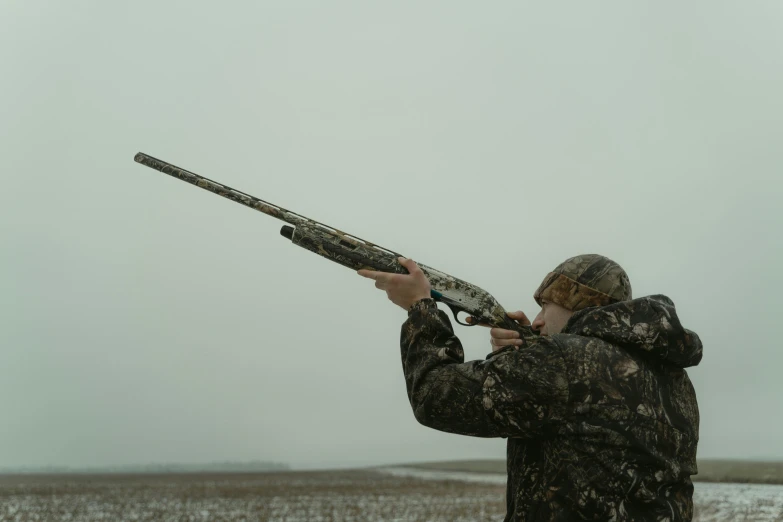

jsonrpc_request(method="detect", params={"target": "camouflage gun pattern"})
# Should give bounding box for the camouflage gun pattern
[134,152,537,342]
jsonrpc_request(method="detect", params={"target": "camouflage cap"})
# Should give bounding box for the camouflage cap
[533,254,632,311]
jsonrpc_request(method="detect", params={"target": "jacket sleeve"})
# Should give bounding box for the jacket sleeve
[400,299,570,438]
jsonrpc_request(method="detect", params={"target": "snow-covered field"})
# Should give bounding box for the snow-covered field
[690,482,783,522]
[382,467,783,521]
[0,469,781,521]
[0,471,504,522]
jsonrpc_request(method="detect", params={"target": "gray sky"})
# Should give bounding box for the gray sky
[1,1,781,470]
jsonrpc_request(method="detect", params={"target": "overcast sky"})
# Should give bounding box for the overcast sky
[2,1,781,470]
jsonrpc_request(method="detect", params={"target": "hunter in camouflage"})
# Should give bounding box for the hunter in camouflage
[359,254,701,521]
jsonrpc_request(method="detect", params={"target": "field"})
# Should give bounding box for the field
[2,467,783,522]
[0,471,503,522]
[395,459,783,484]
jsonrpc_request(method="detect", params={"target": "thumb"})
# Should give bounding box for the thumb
[507,310,531,325]
[398,257,422,275]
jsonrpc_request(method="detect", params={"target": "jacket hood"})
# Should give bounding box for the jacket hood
[563,295,703,368]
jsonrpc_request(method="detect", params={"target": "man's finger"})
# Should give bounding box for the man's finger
[490,328,520,339]
[491,337,523,345]
[507,310,532,326]
[492,341,521,352]
[491,338,523,350]
[398,257,422,275]
[466,316,492,328]
[358,270,392,284]
[491,339,512,351]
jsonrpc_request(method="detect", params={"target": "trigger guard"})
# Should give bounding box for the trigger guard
[446,304,474,327]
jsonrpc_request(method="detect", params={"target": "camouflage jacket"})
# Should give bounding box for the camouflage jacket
[400,295,702,521]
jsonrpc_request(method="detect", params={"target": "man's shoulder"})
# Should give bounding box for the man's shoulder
[548,332,642,368]
[481,335,568,374]
[548,332,609,351]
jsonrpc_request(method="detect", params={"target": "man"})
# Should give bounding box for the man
[358,254,701,521]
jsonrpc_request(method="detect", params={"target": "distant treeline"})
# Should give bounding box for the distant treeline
[1,461,289,474]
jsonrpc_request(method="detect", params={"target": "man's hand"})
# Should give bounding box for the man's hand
[487,311,532,352]
[357,257,432,311]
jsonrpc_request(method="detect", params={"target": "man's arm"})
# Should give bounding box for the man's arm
[401,298,570,438]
